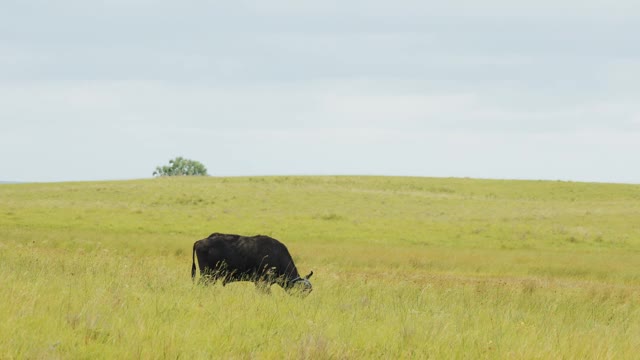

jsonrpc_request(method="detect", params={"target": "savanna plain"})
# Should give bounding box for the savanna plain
[1,176,639,359]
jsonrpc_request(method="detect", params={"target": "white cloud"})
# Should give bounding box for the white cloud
[234,0,640,19]
[2,78,637,134]
[1,1,639,182]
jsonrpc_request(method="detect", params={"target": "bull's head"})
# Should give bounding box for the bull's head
[287,271,313,297]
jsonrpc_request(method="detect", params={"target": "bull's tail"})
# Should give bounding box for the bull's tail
[191,242,197,281]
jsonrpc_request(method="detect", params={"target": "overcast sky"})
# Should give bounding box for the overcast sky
[1,1,639,183]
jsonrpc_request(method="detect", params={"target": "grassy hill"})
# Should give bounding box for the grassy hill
[1,176,639,358]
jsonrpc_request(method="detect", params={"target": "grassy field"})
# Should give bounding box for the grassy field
[1,176,639,359]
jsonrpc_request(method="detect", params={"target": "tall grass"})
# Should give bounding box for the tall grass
[1,176,639,358]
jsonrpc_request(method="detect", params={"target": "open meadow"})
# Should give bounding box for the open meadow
[1,176,639,359]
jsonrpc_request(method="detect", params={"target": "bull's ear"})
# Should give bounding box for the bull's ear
[305,271,314,279]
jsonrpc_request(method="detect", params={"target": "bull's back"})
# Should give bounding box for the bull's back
[195,234,294,273]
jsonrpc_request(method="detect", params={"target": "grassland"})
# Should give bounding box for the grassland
[1,176,639,359]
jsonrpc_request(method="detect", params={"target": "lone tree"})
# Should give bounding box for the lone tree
[153,157,208,177]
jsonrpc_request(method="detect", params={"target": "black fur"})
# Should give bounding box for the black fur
[191,233,312,293]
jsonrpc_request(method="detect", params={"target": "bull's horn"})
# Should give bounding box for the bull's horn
[305,271,314,279]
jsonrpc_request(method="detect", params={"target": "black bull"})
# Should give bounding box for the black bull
[192,233,313,295]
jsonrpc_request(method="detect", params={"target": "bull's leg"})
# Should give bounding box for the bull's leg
[198,274,218,286]
[255,281,272,294]
[198,268,221,286]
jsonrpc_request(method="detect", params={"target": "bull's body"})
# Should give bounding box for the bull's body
[192,233,312,294]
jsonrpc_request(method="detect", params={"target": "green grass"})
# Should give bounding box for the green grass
[1,176,639,358]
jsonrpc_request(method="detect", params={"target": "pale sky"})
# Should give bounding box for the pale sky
[1,1,639,183]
